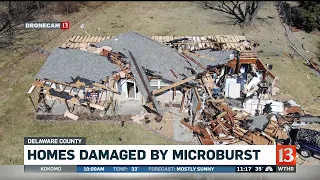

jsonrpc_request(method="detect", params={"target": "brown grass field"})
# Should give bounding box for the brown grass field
[0,1,319,165]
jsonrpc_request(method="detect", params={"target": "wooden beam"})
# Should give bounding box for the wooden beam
[152,75,196,95]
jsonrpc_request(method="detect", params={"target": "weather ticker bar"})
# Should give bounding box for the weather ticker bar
[24,165,296,173]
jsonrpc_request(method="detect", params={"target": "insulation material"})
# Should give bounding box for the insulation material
[243,99,284,116]
[225,78,237,98]
[27,85,36,94]
[228,83,241,99]
[269,101,284,114]
[243,97,260,115]
[50,83,57,89]
[246,76,261,91]
[64,111,79,121]
[100,91,107,101]
[101,46,112,51]
[288,100,300,107]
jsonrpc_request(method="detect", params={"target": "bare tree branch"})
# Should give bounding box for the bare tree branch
[202,1,263,25]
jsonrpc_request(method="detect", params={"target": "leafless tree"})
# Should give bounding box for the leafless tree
[202,1,264,25]
[0,1,48,47]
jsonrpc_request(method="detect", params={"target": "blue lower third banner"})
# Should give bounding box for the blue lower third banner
[76,165,278,173]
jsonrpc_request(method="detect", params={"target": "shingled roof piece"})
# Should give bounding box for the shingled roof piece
[35,48,119,83]
[95,32,194,83]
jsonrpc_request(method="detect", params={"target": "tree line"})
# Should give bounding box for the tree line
[0,1,81,48]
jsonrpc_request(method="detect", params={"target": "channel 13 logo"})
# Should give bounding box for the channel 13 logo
[60,21,70,30]
[276,145,296,165]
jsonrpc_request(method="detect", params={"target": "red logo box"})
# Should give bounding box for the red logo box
[60,21,70,30]
[276,145,296,165]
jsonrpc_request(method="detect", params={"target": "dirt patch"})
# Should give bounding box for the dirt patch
[36,114,132,121]
[146,112,174,139]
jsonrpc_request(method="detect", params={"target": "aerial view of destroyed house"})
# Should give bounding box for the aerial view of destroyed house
[0,1,319,164]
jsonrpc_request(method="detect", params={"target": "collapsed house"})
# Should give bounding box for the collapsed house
[27,32,320,145]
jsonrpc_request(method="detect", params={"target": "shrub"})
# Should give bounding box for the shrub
[291,1,320,32]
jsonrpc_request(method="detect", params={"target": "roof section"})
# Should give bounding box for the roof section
[186,50,234,69]
[35,48,119,83]
[95,32,194,83]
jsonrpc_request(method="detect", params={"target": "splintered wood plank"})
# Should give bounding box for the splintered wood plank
[81,36,89,43]
[226,43,233,49]
[222,36,229,42]
[204,36,209,44]
[200,36,207,42]
[153,36,158,42]
[164,36,170,42]
[230,36,237,42]
[218,36,224,43]
[85,36,92,42]
[84,36,91,42]
[196,36,202,48]
[211,36,216,42]
[222,36,228,42]
[214,35,219,42]
[105,36,111,39]
[76,36,83,43]
[234,36,241,42]
[69,36,77,42]
[65,42,73,48]
[160,36,165,43]
[191,36,197,49]
[238,36,246,41]
[196,36,201,42]
[69,42,76,48]
[97,36,103,42]
[75,43,81,48]
[169,36,174,41]
[200,36,207,46]
[74,36,81,43]
[218,35,224,43]
[226,36,232,42]
[230,43,237,49]
[92,36,99,42]
[78,36,85,43]
[61,43,67,48]
[180,44,185,50]
[68,43,75,48]
[221,44,227,50]
[101,36,106,41]
[77,42,88,48]
[88,36,95,42]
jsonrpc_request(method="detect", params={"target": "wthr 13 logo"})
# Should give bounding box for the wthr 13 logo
[276,145,296,165]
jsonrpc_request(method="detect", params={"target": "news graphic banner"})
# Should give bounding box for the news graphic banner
[24,22,70,30]
[24,137,297,173]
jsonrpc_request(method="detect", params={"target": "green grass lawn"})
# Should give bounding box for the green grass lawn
[0,56,174,164]
[261,56,320,115]
[0,2,175,165]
